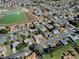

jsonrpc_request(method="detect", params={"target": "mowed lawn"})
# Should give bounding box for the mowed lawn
[43,44,73,59]
[52,44,73,59]
[0,9,26,24]
[43,39,79,59]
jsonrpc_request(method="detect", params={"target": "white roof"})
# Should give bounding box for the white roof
[12,48,16,53]
[53,29,60,34]
[12,41,20,48]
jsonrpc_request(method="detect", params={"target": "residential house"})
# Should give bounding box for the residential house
[32,21,40,27]
[27,23,34,28]
[29,28,38,33]
[37,19,43,24]
[12,41,20,53]
[24,38,32,45]
[52,29,60,35]
[33,34,46,44]
[45,23,53,30]
[10,25,18,31]
[0,46,7,57]
[42,31,53,39]
[9,34,18,41]
[25,52,37,59]
[38,25,47,32]
[20,30,30,37]
[60,39,68,45]
[68,34,79,41]
[18,24,27,30]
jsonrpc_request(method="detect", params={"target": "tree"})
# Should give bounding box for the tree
[20,34,26,39]
[4,41,9,45]
[29,44,44,56]
[16,43,27,51]
[0,29,9,34]
[73,43,79,54]
[6,26,10,31]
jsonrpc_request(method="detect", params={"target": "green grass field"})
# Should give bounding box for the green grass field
[0,9,26,24]
[52,44,73,59]
[43,39,79,59]
[43,44,76,59]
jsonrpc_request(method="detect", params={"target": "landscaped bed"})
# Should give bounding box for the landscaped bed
[16,43,27,51]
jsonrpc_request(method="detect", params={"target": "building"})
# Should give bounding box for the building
[52,29,60,35]
[45,24,53,30]
[68,34,79,41]
[71,0,79,5]
[26,52,37,59]
[33,34,45,44]
[20,30,30,37]
[42,31,53,39]
[38,25,47,32]
[9,34,18,41]
[12,41,20,53]
[0,46,7,57]
[24,38,32,45]
[60,39,68,45]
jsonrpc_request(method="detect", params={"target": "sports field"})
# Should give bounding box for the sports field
[0,9,26,24]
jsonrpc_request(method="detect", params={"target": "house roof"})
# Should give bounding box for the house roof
[38,25,47,31]
[45,24,53,29]
[61,39,68,45]
[12,41,20,48]
[53,29,60,34]
[0,46,7,52]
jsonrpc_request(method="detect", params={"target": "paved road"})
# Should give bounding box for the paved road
[0,27,30,37]
[3,27,75,59]
[4,47,32,59]
[4,28,74,59]
[43,15,76,44]
[0,28,31,59]
[0,18,76,59]
[43,32,73,44]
